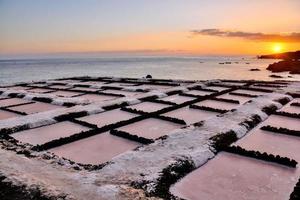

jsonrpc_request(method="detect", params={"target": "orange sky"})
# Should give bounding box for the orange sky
[0,0,300,56]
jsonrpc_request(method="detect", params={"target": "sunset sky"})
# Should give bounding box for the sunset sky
[0,0,300,57]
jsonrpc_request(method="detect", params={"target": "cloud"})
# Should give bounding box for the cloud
[190,29,300,43]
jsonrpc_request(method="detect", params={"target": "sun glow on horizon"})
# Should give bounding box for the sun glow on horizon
[272,43,283,53]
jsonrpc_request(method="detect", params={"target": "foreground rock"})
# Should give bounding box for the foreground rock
[267,60,300,74]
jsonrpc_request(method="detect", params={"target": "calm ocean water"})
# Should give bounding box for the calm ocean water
[0,56,299,84]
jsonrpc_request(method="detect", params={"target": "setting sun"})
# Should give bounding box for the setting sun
[272,44,283,53]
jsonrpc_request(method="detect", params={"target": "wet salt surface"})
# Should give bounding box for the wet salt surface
[185,90,214,96]
[195,99,239,110]
[117,118,181,139]
[27,88,55,93]
[222,81,247,86]
[233,89,270,96]
[78,93,118,102]
[170,152,298,200]
[49,132,140,164]
[103,89,142,97]
[49,85,73,90]
[0,98,32,107]
[6,86,31,90]
[49,90,83,97]
[160,94,195,104]
[11,121,89,145]
[0,110,20,120]
[9,102,62,114]
[142,84,174,90]
[205,86,229,92]
[103,82,138,87]
[264,115,300,130]
[78,109,138,127]
[28,83,49,87]
[216,93,253,104]
[70,87,101,92]
[279,98,300,114]
[127,101,170,113]
[162,106,218,125]
[236,128,300,161]
[83,81,108,85]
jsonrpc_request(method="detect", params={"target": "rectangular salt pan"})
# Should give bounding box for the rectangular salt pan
[236,127,300,162]
[71,87,101,92]
[170,152,298,200]
[11,121,90,145]
[205,86,229,92]
[185,90,214,96]
[27,88,55,93]
[233,89,270,96]
[279,98,300,114]
[49,132,140,164]
[0,110,20,120]
[117,118,181,139]
[50,90,83,97]
[7,86,30,90]
[162,106,218,125]
[78,94,118,102]
[0,98,32,107]
[264,115,300,131]
[141,84,174,90]
[160,94,195,104]
[217,93,253,104]
[49,85,73,89]
[195,99,238,110]
[78,109,138,127]
[9,102,62,114]
[103,89,142,97]
[127,102,170,113]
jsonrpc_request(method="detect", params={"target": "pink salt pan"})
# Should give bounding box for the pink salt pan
[103,89,142,97]
[117,118,181,139]
[222,81,247,86]
[162,106,218,125]
[11,121,89,145]
[0,98,31,107]
[9,102,62,114]
[127,102,170,113]
[50,132,140,164]
[205,86,229,92]
[78,94,118,103]
[170,152,298,200]
[217,93,253,104]
[233,89,270,96]
[49,85,72,89]
[78,109,138,127]
[185,90,214,96]
[50,90,83,97]
[27,88,55,93]
[142,84,173,90]
[280,98,300,114]
[161,94,195,104]
[8,86,31,90]
[0,110,20,120]
[104,82,137,87]
[195,99,238,110]
[236,127,300,162]
[264,115,300,131]
[70,87,101,92]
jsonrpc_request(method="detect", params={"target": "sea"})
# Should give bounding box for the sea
[0,55,299,85]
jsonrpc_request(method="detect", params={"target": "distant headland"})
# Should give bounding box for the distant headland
[258,50,300,74]
[258,50,300,60]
